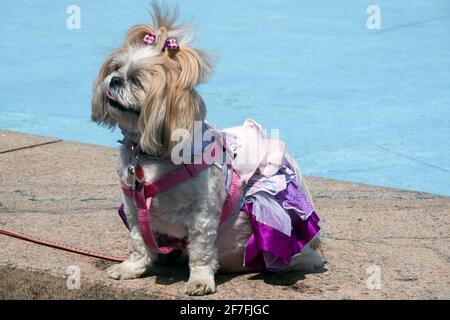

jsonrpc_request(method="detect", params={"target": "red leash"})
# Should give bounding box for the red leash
[0,228,126,262]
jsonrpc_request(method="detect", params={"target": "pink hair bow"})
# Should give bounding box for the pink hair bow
[164,38,180,51]
[143,32,156,46]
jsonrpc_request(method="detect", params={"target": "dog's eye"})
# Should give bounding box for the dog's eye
[111,64,120,72]
[129,76,143,89]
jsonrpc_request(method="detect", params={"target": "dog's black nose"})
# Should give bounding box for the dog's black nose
[110,76,123,88]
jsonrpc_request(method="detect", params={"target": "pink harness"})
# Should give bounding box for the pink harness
[119,161,242,254]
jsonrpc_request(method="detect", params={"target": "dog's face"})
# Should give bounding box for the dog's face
[92,7,213,157]
[96,47,157,134]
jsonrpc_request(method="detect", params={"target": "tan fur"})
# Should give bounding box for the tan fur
[137,53,210,157]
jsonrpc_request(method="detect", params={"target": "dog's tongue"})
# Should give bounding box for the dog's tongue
[105,90,117,101]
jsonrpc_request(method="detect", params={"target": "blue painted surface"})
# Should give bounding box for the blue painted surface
[1,1,449,195]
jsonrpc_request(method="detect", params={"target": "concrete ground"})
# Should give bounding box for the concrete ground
[0,130,448,299]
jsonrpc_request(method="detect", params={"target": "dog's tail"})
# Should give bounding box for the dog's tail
[285,150,315,206]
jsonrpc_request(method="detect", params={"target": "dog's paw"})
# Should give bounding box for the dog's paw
[184,277,216,296]
[107,262,145,280]
[292,247,325,273]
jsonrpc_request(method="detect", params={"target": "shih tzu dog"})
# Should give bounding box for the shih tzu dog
[92,2,323,296]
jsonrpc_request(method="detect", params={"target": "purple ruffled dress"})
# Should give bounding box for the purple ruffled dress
[220,119,321,271]
[240,161,320,271]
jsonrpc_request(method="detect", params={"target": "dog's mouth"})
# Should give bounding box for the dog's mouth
[105,91,140,116]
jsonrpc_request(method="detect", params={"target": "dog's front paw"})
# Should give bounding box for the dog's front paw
[107,262,145,280]
[184,276,216,296]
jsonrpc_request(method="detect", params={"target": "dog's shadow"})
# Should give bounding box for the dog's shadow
[140,254,245,286]
[146,264,189,286]
[141,258,246,286]
[246,266,327,286]
[140,254,189,285]
[143,257,328,287]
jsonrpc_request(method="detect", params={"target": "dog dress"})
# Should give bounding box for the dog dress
[217,119,321,271]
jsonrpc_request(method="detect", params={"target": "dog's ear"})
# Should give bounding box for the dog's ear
[91,53,119,127]
[174,46,214,89]
[138,63,169,156]
[138,59,206,157]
